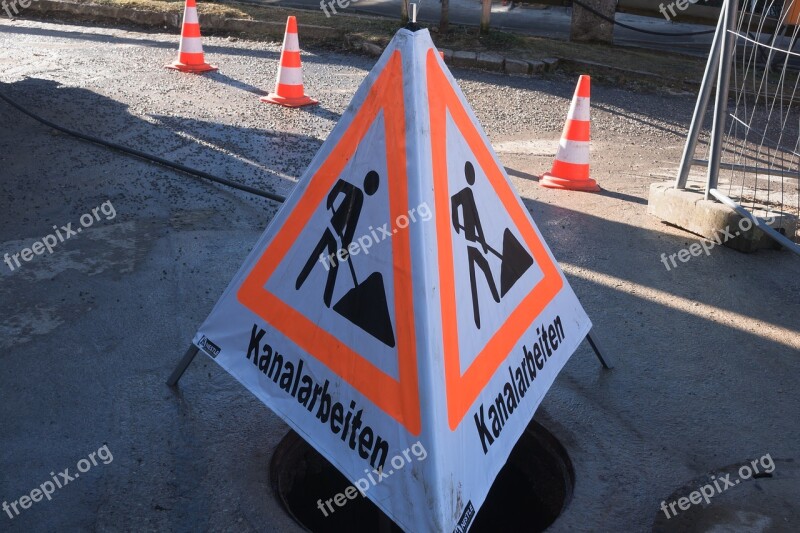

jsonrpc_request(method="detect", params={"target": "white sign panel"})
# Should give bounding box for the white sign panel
[192,27,591,533]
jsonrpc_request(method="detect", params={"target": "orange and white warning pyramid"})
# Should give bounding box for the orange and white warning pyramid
[165,0,217,74]
[540,75,599,191]
[261,16,317,107]
[191,27,592,533]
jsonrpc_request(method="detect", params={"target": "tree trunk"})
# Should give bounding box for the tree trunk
[440,0,450,33]
[570,0,616,43]
[480,0,491,34]
[401,0,409,24]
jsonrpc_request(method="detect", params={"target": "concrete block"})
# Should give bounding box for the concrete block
[451,51,477,69]
[647,183,792,253]
[439,48,454,63]
[528,60,546,74]
[504,58,531,76]
[476,53,504,72]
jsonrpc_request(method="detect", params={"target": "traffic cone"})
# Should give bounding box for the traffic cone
[165,0,217,74]
[261,16,317,107]
[540,75,599,192]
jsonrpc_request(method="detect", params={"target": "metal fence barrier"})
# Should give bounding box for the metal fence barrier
[676,0,800,254]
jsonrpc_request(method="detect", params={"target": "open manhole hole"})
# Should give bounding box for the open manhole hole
[271,420,574,532]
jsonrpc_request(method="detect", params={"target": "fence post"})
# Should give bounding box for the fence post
[675,0,726,189]
[706,0,738,201]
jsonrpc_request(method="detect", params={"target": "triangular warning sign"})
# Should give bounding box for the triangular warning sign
[236,50,421,436]
[426,49,569,430]
[191,28,592,533]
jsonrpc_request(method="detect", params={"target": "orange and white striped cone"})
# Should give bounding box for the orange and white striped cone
[540,75,599,192]
[261,16,317,108]
[165,0,217,74]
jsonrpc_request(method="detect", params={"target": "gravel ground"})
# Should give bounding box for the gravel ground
[1,18,798,533]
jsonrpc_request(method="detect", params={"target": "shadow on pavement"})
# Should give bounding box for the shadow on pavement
[1,77,321,198]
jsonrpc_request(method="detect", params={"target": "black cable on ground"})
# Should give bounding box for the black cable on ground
[570,0,717,37]
[0,89,287,204]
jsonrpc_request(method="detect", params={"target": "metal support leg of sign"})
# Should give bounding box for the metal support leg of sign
[167,344,200,386]
[586,330,613,369]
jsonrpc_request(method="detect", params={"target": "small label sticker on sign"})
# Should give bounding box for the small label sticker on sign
[454,501,475,533]
[198,336,221,358]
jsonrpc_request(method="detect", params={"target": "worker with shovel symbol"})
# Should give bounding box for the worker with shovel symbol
[451,161,534,329]
[295,170,396,348]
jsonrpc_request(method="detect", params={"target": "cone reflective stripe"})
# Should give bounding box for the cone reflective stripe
[166,0,218,74]
[540,75,599,191]
[261,16,318,107]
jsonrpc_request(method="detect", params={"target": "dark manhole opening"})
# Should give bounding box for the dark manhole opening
[271,420,574,532]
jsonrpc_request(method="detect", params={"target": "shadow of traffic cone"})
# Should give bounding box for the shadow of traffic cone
[261,16,318,107]
[540,75,599,191]
[165,0,217,74]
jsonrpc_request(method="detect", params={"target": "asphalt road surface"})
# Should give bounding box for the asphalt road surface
[1,17,798,533]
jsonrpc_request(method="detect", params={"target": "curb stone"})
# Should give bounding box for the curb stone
[350,39,561,78]
[559,57,701,88]
[361,41,383,57]
[451,50,477,69]
[528,60,546,73]
[504,58,531,76]
[476,52,504,72]
[541,57,559,71]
